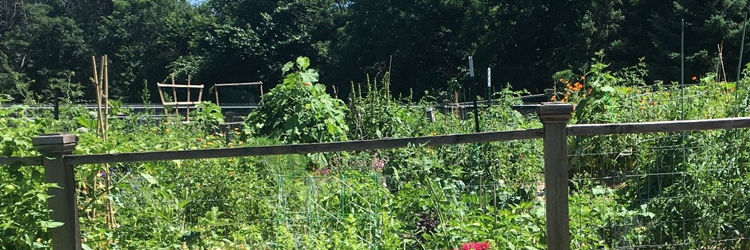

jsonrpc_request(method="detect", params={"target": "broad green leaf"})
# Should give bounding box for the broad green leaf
[140,173,157,185]
[282,61,294,73]
[296,56,310,70]
[39,221,64,229]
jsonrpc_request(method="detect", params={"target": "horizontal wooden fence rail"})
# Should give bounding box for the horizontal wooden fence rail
[567,117,750,136]
[7,117,750,168]
[65,129,545,165]
[0,156,43,166]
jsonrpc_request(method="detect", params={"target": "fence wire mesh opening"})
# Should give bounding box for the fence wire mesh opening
[569,129,750,249]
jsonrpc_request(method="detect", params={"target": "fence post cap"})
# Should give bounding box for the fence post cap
[32,133,78,154]
[537,102,574,123]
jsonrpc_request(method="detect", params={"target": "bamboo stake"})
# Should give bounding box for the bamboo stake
[158,81,168,115]
[717,43,727,82]
[90,56,101,222]
[104,55,109,139]
[92,56,103,134]
[103,55,115,229]
[454,91,459,117]
[171,74,177,119]
[214,86,220,105]
[186,74,191,121]
[98,56,105,134]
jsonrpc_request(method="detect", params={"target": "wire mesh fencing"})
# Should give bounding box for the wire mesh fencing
[568,129,750,249]
[71,139,551,249]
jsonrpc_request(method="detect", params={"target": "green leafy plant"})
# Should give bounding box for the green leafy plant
[246,56,348,144]
[190,101,225,130]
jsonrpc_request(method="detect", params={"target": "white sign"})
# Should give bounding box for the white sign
[468,56,475,77]
[487,68,491,87]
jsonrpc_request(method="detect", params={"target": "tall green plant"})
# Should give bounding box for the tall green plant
[246,56,348,144]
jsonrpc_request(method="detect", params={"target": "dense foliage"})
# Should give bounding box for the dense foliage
[246,57,348,144]
[2,0,750,102]
[2,55,750,248]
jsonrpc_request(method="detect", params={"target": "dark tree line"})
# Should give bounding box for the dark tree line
[1,0,749,103]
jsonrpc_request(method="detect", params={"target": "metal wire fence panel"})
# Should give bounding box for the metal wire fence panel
[72,139,550,249]
[275,174,382,248]
[568,129,750,249]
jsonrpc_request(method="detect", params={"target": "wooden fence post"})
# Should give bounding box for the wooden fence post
[537,102,573,250]
[33,133,81,250]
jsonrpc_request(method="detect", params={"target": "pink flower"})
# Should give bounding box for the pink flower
[461,241,490,250]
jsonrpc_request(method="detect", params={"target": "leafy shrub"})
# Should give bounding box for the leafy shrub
[347,74,411,139]
[246,56,348,143]
[190,101,225,130]
[0,105,63,249]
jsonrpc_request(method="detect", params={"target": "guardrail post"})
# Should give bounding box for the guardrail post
[537,102,574,250]
[33,133,81,250]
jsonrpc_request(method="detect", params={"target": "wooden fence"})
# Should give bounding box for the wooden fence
[3,102,750,250]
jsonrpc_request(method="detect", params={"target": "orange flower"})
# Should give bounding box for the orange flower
[581,75,586,80]
[551,95,557,101]
[691,76,697,81]
[304,82,311,86]
[559,78,564,82]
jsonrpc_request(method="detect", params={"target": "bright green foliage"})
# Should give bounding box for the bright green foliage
[190,101,225,130]
[246,56,348,144]
[347,74,414,140]
[0,105,64,250]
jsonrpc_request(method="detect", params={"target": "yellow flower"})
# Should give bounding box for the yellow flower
[165,128,171,133]
[238,141,244,145]
[207,142,213,145]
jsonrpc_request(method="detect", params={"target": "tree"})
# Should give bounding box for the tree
[99,0,209,102]
[1,3,88,102]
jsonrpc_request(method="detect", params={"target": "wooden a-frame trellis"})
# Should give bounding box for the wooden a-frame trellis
[157,74,204,121]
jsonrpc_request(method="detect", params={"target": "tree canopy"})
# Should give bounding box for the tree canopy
[1,0,749,103]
